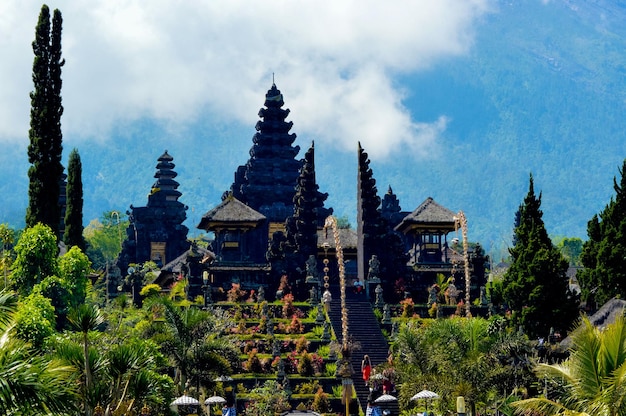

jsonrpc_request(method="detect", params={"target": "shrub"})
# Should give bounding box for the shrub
[282,293,296,318]
[297,352,315,376]
[295,336,310,353]
[140,283,162,298]
[286,315,304,334]
[312,387,331,414]
[295,380,321,394]
[400,297,414,318]
[243,348,263,373]
[455,300,466,316]
[311,325,324,338]
[316,344,330,357]
[324,362,337,377]
[227,283,247,302]
[428,302,438,317]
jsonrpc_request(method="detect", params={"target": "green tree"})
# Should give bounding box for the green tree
[58,245,91,307]
[245,380,291,416]
[34,275,72,330]
[26,5,65,237]
[512,315,626,416]
[149,299,237,393]
[0,289,79,415]
[14,290,56,348]
[64,148,86,251]
[502,175,579,338]
[0,223,15,288]
[10,223,58,295]
[578,159,626,308]
[52,317,175,415]
[68,302,104,415]
[392,316,536,415]
[18,247,91,331]
[555,236,583,266]
[84,211,128,270]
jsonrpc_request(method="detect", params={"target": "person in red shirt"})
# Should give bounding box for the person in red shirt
[362,354,372,382]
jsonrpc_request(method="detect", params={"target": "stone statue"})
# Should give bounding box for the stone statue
[277,358,285,378]
[391,321,399,340]
[272,339,281,357]
[315,304,325,324]
[446,279,459,305]
[305,255,318,278]
[309,285,319,305]
[480,285,488,306]
[321,321,331,341]
[367,255,380,281]
[428,284,439,306]
[375,284,384,309]
[382,304,391,324]
[257,285,265,303]
[322,289,332,312]
[267,318,274,336]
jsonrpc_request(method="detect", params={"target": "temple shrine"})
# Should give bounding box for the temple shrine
[117,151,190,279]
[112,83,487,306]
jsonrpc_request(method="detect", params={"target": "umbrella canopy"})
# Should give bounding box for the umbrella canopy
[411,390,440,401]
[374,394,398,403]
[171,395,200,406]
[205,396,227,405]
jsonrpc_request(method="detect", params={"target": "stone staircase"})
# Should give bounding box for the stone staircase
[327,287,390,414]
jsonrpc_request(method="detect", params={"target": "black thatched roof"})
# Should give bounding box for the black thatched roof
[561,298,626,349]
[197,195,266,231]
[152,244,215,288]
[317,227,358,249]
[394,197,457,234]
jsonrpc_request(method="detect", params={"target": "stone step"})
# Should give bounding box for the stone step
[326,292,391,414]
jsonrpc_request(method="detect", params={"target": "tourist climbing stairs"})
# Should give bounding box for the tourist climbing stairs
[327,287,390,414]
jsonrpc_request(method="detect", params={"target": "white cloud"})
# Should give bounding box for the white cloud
[0,0,491,158]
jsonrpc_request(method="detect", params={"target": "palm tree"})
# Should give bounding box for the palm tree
[393,316,536,415]
[512,315,626,416]
[154,299,227,393]
[0,289,79,415]
[68,303,104,415]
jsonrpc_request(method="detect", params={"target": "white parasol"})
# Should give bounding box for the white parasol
[410,389,440,412]
[410,390,439,400]
[374,394,398,403]
[205,395,227,416]
[171,394,200,406]
[205,395,226,405]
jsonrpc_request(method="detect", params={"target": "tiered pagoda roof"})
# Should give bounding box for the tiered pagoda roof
[117,151,189,270]
[229,83,302,222]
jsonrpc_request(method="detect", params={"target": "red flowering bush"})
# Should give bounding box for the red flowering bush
[227,283,247,302]
[286,316,304,334]
[400,297,415,318]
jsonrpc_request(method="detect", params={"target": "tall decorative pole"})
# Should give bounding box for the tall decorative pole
[454,211,471,317]
[324,215,353,415]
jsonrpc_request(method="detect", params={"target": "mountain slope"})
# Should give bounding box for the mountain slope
[2,0,626,261]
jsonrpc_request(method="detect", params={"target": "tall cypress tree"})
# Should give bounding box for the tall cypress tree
[64,148,85,251]
[578,159,626,308]
[26,5,65,237]
[503,175,578,338]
